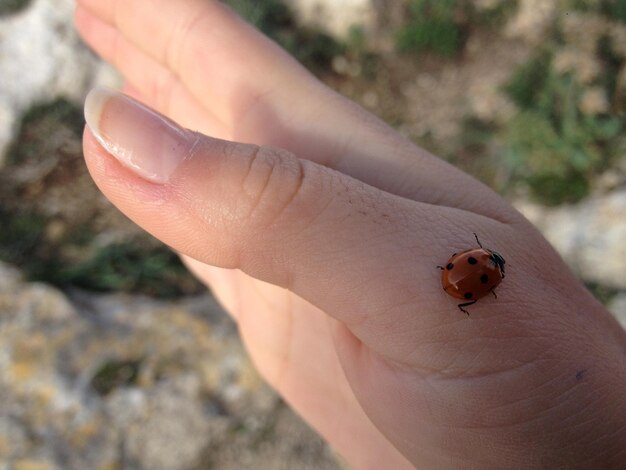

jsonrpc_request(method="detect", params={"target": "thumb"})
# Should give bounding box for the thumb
[82,87,500,357]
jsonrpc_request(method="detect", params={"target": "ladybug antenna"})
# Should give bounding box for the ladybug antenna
[473,232,483,248]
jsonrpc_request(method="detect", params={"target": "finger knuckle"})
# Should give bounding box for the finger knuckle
[240,145,307,229]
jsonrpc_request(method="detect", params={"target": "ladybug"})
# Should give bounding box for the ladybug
[437,233,505,316]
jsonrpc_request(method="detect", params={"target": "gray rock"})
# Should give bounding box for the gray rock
[285,0,376,39]
[515,190,626,290]
[505,0,558,45]
[0,262,339,468]
[0,0,118,164]
[111,378,211,470]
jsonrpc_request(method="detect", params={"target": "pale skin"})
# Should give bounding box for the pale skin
[74,1,626,468]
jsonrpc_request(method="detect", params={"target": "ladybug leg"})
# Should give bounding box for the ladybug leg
[436,265,445,270]
[457,300,476,316]
[491,289,498,299]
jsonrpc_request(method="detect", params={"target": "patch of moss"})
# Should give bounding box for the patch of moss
[20,97,84,135]
[91,359,142,396]
[0,206,46,266]
[6,97,84,165]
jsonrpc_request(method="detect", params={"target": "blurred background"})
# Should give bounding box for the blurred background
[0,0,625,468]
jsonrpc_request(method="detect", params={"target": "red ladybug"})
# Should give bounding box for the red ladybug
[437,234,505,315]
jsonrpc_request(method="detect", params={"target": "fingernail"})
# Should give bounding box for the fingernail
[84,86,197,183]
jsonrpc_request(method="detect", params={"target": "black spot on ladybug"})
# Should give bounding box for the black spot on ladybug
[446,263,454,270]
[468,257,477,265]
[480,274,489,284]
[464,292,473,299]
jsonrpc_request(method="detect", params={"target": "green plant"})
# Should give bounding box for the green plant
[500,51,623,204]
[57,243,203,298]
[395,0,464,57]
[504,51,553,109]
[0,204,203,297]
[600,0,626,23]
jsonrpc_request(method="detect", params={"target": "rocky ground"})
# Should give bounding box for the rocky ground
[1,1,343,468]
[1,0,624,468]
[0,262,341,469]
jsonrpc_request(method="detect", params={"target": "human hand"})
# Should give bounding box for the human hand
[75,1,626,468]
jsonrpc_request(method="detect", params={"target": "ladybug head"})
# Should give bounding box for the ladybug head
[489,250,506,274]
